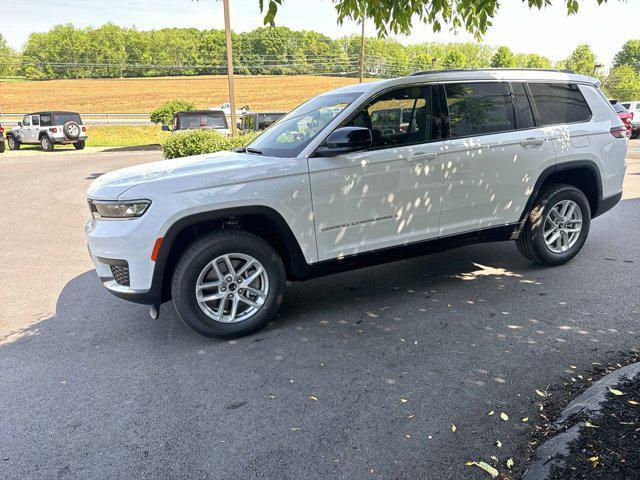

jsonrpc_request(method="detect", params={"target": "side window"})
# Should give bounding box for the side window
[23,116,31,126]
[445,82,515,137]
[40,114,52,127]
[512,83,535,130]
[528,83,592,125]
[346,85,442,149]
[32,116,40,126]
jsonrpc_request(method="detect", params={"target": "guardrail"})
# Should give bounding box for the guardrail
[0,113,152,126]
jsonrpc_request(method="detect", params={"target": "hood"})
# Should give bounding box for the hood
[87,150,299,200]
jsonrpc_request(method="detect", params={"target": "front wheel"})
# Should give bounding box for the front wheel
[516,184,591,265]
[74,140,85,150]
[171,230,286,338]
[0,140,5,153]
[40,135,54,151]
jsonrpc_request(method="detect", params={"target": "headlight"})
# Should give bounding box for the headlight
[88,199,151,219]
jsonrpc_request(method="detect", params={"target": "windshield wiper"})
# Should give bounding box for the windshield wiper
[246,147,263,155]
[233,147,247,153]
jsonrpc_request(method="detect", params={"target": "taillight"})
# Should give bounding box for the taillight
[0,126,4,134]
[610,126,627,138]
[50,127,57,133]
[82,126,86,132]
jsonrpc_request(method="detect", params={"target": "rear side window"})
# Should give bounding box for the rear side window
[622,103,631,109]
[528,83,591,125]
[40,114,52,127]
[445,82,515,137]
[512,82,535,130]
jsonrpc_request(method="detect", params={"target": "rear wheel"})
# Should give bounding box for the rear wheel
[40,135,54,151]
[171,230,286,338]
[74,140,86,150]
[7,135,20,150]
[516,184,591,265]
[0,140,5,153]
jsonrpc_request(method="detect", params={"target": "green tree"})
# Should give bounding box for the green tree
[564,44,596,75]
[0,33,18,77]
[442,50,466,69]
[605,65,640,100]
[491,46,515,68]
[613,40,640,72]
[260,0,611,38]
[523,53,552,69]
[150,100,196,126]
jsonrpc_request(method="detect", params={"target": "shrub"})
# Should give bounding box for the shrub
[150,100,195,126]
[162,130,260,159]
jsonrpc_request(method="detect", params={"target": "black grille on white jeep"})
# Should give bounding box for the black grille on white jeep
[111,264,130,287]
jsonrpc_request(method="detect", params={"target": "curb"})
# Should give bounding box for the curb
[522,362,640,480]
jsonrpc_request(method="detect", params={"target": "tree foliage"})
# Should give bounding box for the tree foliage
[605,65,640,100]
[150,100,195,125]
[260,0,610,38]
[16,23,556,80]
[0,33,19,77]
[491,47,515,68]
[564,44,597,75]
[613,40,640,72]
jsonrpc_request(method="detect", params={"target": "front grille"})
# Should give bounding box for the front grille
[111,265,130,287]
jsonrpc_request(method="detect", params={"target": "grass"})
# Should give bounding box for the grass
[0,74,364,113]
[0,76,26,83]
[85,125,169,147]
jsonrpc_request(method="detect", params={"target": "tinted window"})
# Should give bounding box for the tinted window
[621,103,631,109]
[528,83,591,125]
[53,113,82,124]
[247,92,361,158]
[612,103,627,114]
[40,114,52,127]
[512,82,535,129]
[32,116,40,126]
[445,82,515,137]
[178,114,227,129]
[346,85,443,148]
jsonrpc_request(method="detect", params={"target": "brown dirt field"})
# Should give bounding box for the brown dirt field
[0,75,364,113]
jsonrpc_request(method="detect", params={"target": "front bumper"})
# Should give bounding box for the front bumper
[84,213,162,305]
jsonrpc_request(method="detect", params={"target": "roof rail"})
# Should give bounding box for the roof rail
[409,68,576,76]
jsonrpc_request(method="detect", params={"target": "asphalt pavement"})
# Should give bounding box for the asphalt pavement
[0,147,638,479]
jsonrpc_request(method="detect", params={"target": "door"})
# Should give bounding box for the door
[439,81,556,237]
[309,85,446,261]
[29,115,41,143]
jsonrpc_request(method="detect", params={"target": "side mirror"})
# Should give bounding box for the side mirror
[315,127,372,157]
[161,125,171,132]
[18,122,22,127]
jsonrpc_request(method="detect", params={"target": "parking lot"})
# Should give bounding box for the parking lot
[1,147,639,479]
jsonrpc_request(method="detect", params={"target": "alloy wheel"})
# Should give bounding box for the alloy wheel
[543,199,583,254]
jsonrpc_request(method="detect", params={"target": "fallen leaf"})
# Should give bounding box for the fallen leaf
[490,455,499,463]
[400,398,408,403]
[428,435,433,440]
[406,414,415,419]
[500,412,509,421]
[570,365,577,369]
[495,440,502,448]
[535,389,547,397]
[522,417,529,422]
[309,395,318,401]
[628,400,639,405]
[585,421,598,428]
[506,458,514,469]
[609,388,624,396]
[452,424,457,432]
[467,461,499,478]
[589,455,599,467]
[488,410,495,416]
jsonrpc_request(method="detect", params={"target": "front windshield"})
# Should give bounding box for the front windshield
[246,92,362,157]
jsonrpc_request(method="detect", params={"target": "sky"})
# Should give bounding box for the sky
[2,0,639,69]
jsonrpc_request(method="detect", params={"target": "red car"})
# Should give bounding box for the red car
[611,101,633,137]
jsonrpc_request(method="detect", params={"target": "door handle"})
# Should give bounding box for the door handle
[520,137,547,147]
[408,152,438,162]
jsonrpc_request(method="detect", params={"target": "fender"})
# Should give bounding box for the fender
[518,160,604,226]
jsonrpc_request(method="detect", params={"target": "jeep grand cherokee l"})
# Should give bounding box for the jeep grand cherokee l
[85,69,627,339]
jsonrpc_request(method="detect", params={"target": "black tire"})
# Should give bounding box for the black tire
[631,129,639,140]
[7,135,20,150]
[171,230,286,339]
[516,184,591,266]
[63,121,81,140]
[74,140,86,150]
[40,135,54,151]
[0,140,5,153]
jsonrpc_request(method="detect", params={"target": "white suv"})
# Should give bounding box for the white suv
[7,111,87,151]
[85,69,627,338]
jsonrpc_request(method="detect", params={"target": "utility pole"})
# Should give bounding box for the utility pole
[223,0,237,135]
[358,16,365,83]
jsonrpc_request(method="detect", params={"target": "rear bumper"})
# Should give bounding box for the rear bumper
[593,191,622,218]
[51,135,87,144]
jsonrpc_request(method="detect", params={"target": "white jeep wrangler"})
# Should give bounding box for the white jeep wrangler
[85,69,627,339]
[7,111,87,151]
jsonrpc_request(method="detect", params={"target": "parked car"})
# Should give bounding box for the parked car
[162,110,230,135]
[0,123,5,153]
[86,69,627,339]
[214,103,250,117]
[6,111,87,151]
[621,101,640,138]
[240,112,286,132]
[610,101,632,138]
